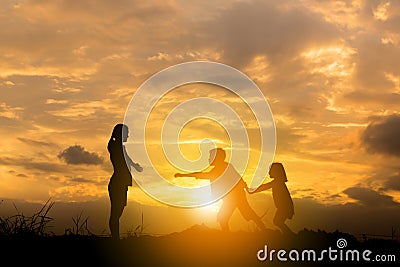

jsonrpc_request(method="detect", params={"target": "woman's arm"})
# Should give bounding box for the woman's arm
[123,146,143,172]
[132,162,143,172]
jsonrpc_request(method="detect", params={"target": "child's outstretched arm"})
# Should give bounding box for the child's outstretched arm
[248,181,274,194]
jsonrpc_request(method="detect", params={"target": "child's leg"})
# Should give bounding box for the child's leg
[273,210,295,236]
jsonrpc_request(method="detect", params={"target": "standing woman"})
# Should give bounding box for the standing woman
[108,124,143,239]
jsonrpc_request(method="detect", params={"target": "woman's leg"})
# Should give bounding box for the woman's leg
[109,186,127,239]
[109,202,125,239]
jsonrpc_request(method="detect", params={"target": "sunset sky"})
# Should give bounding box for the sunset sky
[1,0,400,236]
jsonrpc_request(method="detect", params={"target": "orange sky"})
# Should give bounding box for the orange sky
[1,0,400,235]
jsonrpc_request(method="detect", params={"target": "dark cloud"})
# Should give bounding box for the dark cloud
[23,162,67,173]
[384,175,400,191]
[58,145,103,165]
[344,91,400,106]
[70,177,95,183]
[17,137,58,148]
[361,114,400,157]
[343,186,399,207]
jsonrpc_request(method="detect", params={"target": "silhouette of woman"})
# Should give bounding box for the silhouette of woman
[249,162,295,236]
[108,124,143,239]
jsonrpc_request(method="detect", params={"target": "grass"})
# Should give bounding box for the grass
[64,210,95,236]
[126,212,147,237]
[0,199,98,238]
[0,199,147,239]
[0,199,55,237]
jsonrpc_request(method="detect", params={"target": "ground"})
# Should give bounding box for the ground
[1,225,399,267]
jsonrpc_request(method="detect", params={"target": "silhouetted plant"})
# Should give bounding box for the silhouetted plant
[64,210,94,236]
[0,199,55,237]
[126,212,147,238]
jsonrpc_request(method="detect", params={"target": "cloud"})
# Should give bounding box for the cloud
[70,177,96,183]
[200,0,340,68]
[275,126,306,153]
[384,174,400,191]
[0,0,181,80]
[344,91,400,107]
[0,156,67,173]
[341,1,400,94]
[361,114,400,157]
[17,137,58,148]
[58,145,103,165]
[0,102,23,119]
[343,186,399,207]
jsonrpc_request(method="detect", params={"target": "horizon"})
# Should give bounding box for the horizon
[1,194,399,238]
